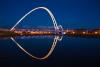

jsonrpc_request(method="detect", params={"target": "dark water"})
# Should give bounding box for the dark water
[0,36,100,67]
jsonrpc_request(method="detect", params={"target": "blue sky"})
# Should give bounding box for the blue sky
[0,0,100,29]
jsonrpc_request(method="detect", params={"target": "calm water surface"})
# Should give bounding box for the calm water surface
[0,36,100,66]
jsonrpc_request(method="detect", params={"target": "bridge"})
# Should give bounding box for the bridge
[1,7,100,60]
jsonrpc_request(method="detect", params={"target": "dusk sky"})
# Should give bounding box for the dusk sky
[0,0,100,29]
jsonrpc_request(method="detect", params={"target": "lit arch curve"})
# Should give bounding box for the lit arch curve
[10,7,63,60]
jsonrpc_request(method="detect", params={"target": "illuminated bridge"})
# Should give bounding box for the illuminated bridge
[0,7,100,60]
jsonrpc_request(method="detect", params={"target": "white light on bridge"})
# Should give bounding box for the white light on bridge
[95,32,98,34]
[83,32,86,34]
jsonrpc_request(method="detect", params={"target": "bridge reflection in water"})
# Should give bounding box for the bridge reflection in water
[0,6,100,60]
[0,28,100,60]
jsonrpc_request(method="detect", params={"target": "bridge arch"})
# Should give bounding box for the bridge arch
[10,7,63,60]
[10,7,59,31]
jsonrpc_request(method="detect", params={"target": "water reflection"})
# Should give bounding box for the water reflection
[10,35,62,60]
[0,35,100,66]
